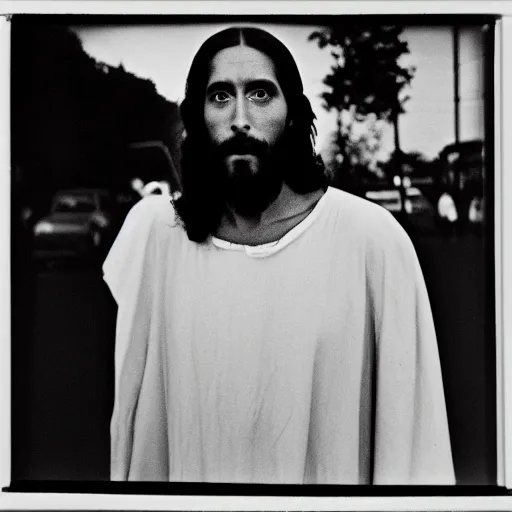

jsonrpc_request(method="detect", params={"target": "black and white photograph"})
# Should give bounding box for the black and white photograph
[6,10,501,496]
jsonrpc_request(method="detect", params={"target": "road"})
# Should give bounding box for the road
[11,222,495,485]
[413,230,495,485]
[12,258,116,482]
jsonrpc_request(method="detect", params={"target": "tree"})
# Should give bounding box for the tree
[11,20,183,220]
[309,23,415,207]
[323,113,385,195]
[379,151,436,181]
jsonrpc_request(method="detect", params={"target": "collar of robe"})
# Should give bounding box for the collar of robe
[210,187,332,258]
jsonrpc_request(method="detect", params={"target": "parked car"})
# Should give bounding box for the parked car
[33,188,114,264]
[365,187,433,214]
[365,189,403,213]
[404,187,436,215]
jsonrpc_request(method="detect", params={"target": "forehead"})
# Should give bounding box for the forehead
[208,45,278,84]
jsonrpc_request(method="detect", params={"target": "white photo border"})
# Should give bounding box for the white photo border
[1,1,512,510]
[499,12,512,493]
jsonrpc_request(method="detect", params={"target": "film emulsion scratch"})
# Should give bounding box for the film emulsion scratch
[9,14,498,493]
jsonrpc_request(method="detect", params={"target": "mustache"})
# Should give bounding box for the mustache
[216,134,270,158]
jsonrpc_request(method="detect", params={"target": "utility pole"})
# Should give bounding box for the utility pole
[452,25,467,231]
[453,26,461,193]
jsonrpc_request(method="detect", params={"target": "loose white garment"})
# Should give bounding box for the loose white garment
[103,187,455,485]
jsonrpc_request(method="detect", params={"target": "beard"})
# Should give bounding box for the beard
[209,133,286,218]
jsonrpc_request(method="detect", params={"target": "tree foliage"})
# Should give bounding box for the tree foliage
[379,151,438,179]
[309,23,415,120]
[323,123,385,196]
[309,23,415,194]
[324,114,384,174]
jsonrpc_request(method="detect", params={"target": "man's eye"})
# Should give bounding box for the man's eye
[210,92,230,103]
[249,89,271,102]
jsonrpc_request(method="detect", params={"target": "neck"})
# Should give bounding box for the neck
[217,183,326,245]
[225,183,294,229]
[225,208,262,232]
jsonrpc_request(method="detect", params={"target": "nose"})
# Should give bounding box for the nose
[231,96,250,134]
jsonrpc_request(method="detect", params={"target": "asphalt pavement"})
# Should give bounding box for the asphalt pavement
[12,259,116,481]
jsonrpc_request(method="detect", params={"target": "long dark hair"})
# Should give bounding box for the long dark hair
[174,26,327,243]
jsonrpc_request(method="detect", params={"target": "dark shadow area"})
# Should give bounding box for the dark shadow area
[10,17,183,482]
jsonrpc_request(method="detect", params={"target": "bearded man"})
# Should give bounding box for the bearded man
[103,26,455,485]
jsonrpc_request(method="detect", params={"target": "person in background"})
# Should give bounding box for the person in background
[142,180,171,197]
[437,190,458,237]
[130,177,145,199]
[103,26,455,485]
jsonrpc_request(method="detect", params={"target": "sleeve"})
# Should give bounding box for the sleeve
[367,212,456,485]
[103,197,170,481]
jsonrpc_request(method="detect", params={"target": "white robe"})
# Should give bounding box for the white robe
[103,187,455,485]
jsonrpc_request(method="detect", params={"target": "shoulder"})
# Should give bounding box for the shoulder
[324,187,409,239]
[323,187,416,262]
[103,196,180,304]
[124,195,178,230]
[117,195,182,244]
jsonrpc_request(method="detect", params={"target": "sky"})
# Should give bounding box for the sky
[73,21,486,162]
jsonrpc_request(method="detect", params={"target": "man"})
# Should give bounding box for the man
[103,26,455,485]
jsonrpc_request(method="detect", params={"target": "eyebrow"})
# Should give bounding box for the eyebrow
[206,79,279,96]
[206,81,234,96]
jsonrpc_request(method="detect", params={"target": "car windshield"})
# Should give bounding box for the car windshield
[54,195,96,213]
